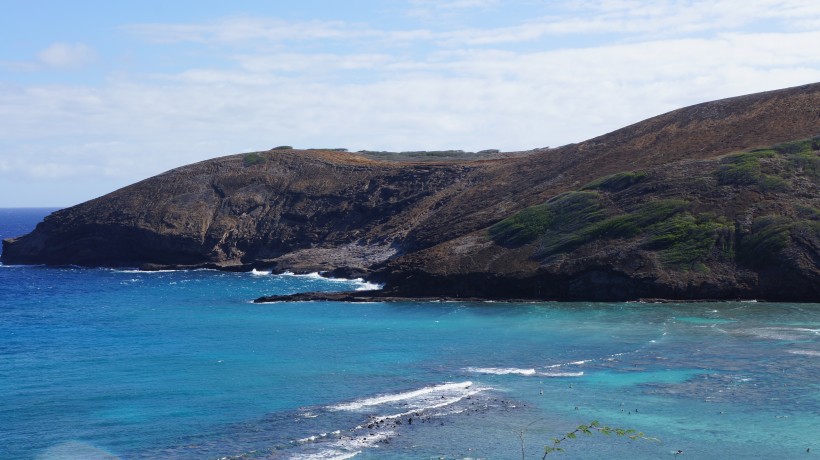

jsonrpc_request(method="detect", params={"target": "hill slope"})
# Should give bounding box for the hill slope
[4,83,819,301]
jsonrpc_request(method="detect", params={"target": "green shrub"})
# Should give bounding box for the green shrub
[794,205,820,221]
[758,174,789,193]
[243,152,267,167]
[773,139,812,155]
[716,151,771,185]
[582,171,647,192]
[489,191,605,247]
[792,220,820,240]
[586,200,689,240]
[489,205,554,246]
[737,216,792,266]
[788,152,820,180]
[536,199,688,258]
[272,145,293,150]
[644,213,734,268]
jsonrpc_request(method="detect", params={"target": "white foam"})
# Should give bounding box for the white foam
[292,449,362,460]
[354,280,383,291]
[276,271,383,291]
[250,268,271,276]
[328,381,477,412]
[465,367,537,376]
[292,381,493,459]
[278,271,344,282]
[465,367,583,378]
[788,349,820,357]
[113,269,181,274]
[292,430,393,460]
[743,327,820,341]
[297,433,328,443]
[541,371,584,377]
[546,359,592,368]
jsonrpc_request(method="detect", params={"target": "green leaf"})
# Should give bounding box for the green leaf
[567,432,576,439]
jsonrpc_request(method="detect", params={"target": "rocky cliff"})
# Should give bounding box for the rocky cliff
[4,83,819,301]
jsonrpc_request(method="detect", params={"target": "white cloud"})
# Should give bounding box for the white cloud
[126,17,374,44]
[37,43,96,69]
[235,53,394,73]
[3,1,820,206]
[407,0,502,17]
[123,1,820,49]
[4,31,819,167]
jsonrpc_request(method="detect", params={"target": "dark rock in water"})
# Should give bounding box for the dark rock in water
[4,83,820,302]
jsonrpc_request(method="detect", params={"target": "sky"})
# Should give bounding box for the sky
[2,0,820,207]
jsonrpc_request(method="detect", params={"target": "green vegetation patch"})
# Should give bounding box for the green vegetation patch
[795,204,820,221]
[757,174,790,192]
[488,205,553,246]
[793,220,820,241]
[243,152,267,167]
[791,154,820,180]
[716,150,773,185]
[585,199,689,241]
[492,191,747,270]
[773,139,814,155]
[644,213,734,268]
[761,137,819,181]
[272,145,293,150]
[489,191,605,246]
[737,216,793,267]
[534,199,689,258]
[582,171,648,192]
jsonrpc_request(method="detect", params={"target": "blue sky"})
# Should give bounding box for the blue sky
[2,0,820,207]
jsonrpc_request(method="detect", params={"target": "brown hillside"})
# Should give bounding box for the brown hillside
[4,83,819,301]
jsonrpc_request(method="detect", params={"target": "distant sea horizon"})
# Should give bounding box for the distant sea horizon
[1,208,818,459]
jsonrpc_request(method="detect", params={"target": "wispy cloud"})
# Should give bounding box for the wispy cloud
[124,0,820,49]
[37,43,97,69]
[407,0,502,18]
[3,0,820,206]
[125,17,373,44]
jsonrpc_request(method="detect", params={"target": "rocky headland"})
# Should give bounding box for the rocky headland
[4,83,819,301]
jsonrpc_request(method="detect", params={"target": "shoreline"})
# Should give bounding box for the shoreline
[0,261,801,304]
[252,290,759,304]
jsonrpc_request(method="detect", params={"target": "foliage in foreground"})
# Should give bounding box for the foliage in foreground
[541,420,659,458]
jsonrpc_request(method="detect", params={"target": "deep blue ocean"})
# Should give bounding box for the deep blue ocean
[1,208,819,459]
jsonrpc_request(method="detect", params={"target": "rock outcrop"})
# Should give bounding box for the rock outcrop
[4,83,820,301]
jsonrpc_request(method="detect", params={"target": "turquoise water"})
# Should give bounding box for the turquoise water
[1,210,819,459]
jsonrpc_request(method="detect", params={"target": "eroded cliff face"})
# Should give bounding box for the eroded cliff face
[2,151,479,270]
[4,83,820,301]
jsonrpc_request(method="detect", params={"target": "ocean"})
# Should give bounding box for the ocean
[1,208,818,459]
